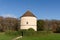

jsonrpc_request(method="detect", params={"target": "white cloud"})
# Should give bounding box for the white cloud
[1,14,17,18]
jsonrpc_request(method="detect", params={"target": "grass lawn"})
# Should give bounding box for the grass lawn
[0,33,16,40]
[19,33,60,40]
[0,32,60,40]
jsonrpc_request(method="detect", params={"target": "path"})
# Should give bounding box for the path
[12,36,22,40]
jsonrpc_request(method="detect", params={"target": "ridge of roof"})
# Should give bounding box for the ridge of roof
[21,11,36,17]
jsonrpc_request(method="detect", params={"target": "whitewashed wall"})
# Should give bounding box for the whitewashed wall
[20,17,37,31]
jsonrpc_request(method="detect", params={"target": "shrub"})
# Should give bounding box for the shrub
[28,28,35,31]
[55,27,60,33]
[5,30,21,36]
[20,29,28,36]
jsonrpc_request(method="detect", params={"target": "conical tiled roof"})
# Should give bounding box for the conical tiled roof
[21,11,36,17]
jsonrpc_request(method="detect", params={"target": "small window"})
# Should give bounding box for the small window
[26,22,28,24]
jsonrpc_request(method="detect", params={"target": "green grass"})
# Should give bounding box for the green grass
[0,33,16,40]
[1,32,60,40]
[19,33,60,40]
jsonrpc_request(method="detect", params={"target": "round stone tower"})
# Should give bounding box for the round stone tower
[20,11,37,31]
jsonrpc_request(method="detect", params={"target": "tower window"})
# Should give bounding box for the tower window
[26,22,28,24]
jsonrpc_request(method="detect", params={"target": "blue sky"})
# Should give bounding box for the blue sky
[0,0,60,20]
